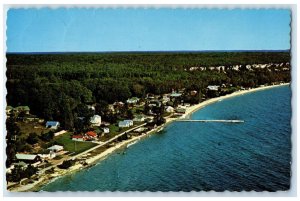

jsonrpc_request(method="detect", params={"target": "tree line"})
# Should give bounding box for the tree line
[6,52,291,130]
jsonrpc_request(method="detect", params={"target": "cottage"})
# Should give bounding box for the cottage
[72,135,85,141]
[103,127,110,134]
[38,150,56,159]
[126,97,139,104]
[47,145,64,153]
[207,85,220,91]
[207,85,220,98]
[54,130,67,137]
[90,115,101,126]
[15,154,40,164]
[85,131,97,139]
[165,106,174,113]
[133,114,146,122]
[118,120,133,128]
[46,121,60,129]
[124,120,133,126]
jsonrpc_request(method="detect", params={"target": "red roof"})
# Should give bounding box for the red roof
[72,135,84,139]
[86,131,97,137]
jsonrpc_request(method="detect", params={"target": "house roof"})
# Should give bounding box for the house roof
[119,121,130,126]
[72,135,84,139]
[86,131,97,137]
[90,115,101,123]
[124,120,133,123]
[16,154,37,160]
[207,85,220,91]
[47,145,64,151]
[46,121,60,126]
[170,93,182,97]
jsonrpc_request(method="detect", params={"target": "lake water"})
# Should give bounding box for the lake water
[41,85,291,192]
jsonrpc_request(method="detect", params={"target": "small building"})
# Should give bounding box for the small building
[38,150,56,159]
[54,130,67,137]
[124,120,133,126]
[165,106,174,113]
[207,85,220,91]
[103,127,110,134]
[46,121,60,129]
[118,120,133,128]
[15,154,40,164]
[85,131,97,139]
[90,115,101,126]
[127,97,139,104]
[47,145,64,153]
[72,135,85,141]
[133,114,146,122]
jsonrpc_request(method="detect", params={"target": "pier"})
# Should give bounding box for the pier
[176,119,244,123]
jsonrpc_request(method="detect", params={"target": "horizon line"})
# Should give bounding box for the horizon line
[6,49,290,54]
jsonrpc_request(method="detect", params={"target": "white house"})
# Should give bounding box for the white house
[103,127,110,134]
[45,121,60,129]
[38,150,56,159]
[165,106,174,113]
[47,145,64,153]
[118,120,133,128]
[90,115,101,126]
[207,85,220,91]
[72,135,85,141]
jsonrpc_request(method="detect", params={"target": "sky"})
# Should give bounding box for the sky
[6,8,291,52]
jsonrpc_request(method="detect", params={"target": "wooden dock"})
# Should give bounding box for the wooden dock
[176,119,244,123]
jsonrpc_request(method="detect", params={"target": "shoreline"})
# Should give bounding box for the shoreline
[9,83,289,192]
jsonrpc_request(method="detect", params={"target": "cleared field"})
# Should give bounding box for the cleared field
[54,133,97,154]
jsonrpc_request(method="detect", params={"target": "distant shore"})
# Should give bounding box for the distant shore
[9,83,289,192]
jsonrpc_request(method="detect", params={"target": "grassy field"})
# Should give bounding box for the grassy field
[54,133,97,154]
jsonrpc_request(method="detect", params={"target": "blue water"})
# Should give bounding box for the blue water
[41,86,291,192]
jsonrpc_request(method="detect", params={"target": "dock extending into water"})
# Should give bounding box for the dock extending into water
[176,119,244,123]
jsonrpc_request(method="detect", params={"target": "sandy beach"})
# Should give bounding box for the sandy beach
[8,83,289,192]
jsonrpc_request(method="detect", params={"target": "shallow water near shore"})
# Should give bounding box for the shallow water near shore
[41,85,291,192]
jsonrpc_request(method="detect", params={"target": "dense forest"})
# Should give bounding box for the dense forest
[6,51,291,129]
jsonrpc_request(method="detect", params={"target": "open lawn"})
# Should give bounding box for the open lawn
[54,133,97,154]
